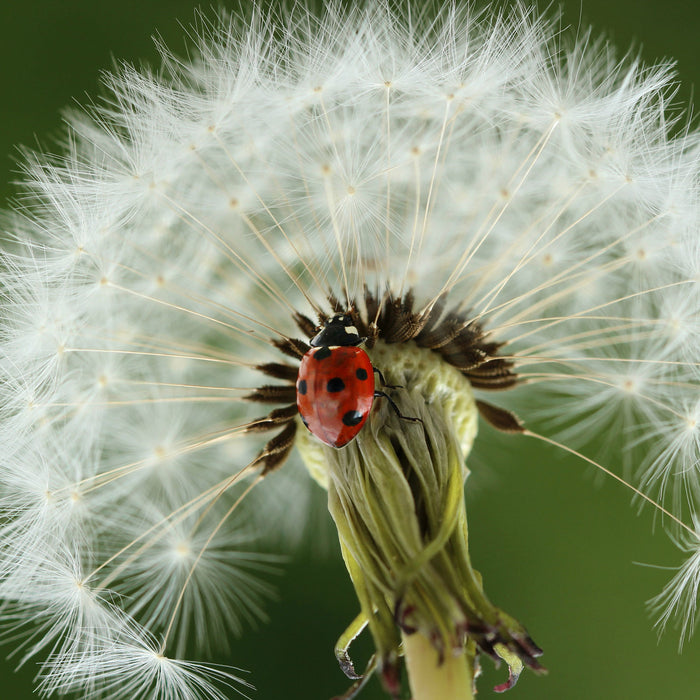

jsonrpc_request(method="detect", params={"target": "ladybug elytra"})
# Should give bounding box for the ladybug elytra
[296,314,421,448]
[296,314,376,448]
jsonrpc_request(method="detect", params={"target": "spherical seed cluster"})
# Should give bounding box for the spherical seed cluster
[0,2,699,697]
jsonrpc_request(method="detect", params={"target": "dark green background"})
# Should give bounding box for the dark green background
[1,2,698,698]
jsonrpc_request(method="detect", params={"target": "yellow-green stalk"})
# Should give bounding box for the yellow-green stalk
[402,632,473,700]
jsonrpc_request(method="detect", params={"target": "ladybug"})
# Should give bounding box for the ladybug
[296,314,417,448]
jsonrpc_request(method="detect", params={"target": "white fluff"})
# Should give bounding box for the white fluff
[1,2,698,697]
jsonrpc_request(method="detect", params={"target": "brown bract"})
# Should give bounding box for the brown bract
[244,289,523,473]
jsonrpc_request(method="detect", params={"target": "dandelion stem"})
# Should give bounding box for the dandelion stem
[402,632,474,700]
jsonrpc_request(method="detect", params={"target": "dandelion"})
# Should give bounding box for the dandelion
[1,2,699,699]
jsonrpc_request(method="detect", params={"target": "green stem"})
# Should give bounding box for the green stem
[402,632,474,700]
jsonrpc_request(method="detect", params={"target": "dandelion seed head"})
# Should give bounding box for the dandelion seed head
[1,1,699,697]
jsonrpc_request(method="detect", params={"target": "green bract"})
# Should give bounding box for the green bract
[296,340,542,695]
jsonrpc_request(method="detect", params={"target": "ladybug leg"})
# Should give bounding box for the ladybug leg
[372,366,401,390]
[372,366,423,424]
[374,390,424,424]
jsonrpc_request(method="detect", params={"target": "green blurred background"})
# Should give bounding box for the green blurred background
[0,1,697,698]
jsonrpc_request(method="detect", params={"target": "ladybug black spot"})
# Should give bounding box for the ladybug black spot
[355,367,368,381]
[297,379,307,395]
[342,410,363,427]
[314,346,332,361]
[327,377,345,393]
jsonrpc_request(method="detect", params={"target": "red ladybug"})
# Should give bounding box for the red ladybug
[297,314,422,448]
[296,314,376,448]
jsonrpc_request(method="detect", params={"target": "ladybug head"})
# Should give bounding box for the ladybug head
[310,313,363,347]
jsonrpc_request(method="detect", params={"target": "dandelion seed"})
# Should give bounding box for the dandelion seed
[1,2,699,699]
